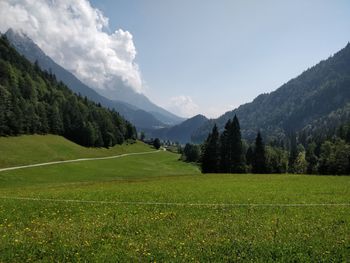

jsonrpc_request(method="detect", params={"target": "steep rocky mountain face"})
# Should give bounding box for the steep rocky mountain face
[151,114,208,144]
[5,29,183,129]
[192,43,350,143]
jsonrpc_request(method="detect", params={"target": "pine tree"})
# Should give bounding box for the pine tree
[252,131,267,173]
[182,143,200,163]
[246,146,254,166]
[219,116,245,173]
[230,115,245,173]
[219,119,231,172]
[201,124,220,173]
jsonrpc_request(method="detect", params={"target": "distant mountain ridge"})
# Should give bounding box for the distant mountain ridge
[192,42,350,142]
[99,84,185,125]
[151,114,208,144]
[5,29,183,129]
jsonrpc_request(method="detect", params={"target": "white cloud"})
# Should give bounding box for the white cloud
[0,0,143,93]
[166,95,200,118]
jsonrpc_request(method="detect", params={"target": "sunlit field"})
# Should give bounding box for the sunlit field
[0,138,349,262]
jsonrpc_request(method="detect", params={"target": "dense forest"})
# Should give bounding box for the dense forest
[0,35,136,147]
[192,43,350,143]
[182,115,350,175]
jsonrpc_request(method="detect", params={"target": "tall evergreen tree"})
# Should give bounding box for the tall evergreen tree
[230,115,245,173]
[252,131,267,173]
[219,119,231,172]
[246,146,254,167]
[201,124,220,173]
[219,116,245,173]
[182,143,200,163]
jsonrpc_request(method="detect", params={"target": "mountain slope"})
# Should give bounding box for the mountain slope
[99,84,185,125]
[0,34,135,147]
[151,114,208,144]
[192,42,350,142]
[5,29,166,130]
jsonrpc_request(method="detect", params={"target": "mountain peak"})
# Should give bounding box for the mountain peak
[6,28,32,45]
[189,114,208,121]
[151,113,208,144]
[5,28,48,62]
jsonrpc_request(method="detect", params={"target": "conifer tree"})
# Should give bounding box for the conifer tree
[230,115,245,173]
[201,124,220,173]
[246,146,254,166]
[252,131,267,173]
[219,120,231,172]
[218,116,245,173]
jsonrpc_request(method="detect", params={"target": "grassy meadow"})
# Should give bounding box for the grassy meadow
[0,135,154,168]
[0,135,349,262]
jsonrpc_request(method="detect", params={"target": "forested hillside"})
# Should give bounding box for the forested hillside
[0,35,136,147]
[5,29,166,130]
[192,43,350,143]
[188,115,350,175]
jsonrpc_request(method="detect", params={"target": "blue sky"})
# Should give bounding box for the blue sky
[91,0,350,118]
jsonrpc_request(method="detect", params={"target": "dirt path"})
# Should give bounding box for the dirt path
[0,150,161,172]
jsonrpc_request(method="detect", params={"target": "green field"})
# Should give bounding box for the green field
[0,136,349,262]
[0,135,153,168]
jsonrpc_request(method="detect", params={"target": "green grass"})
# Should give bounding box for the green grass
[0,151,199,188]
[0,135,349,262]
[0,134,153,168]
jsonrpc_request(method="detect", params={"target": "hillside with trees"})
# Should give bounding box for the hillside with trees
[195,116,350,175]
[192,43,350,143]
[5,29,167,131]
[0,34,136,147]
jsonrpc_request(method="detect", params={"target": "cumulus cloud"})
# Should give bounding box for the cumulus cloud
[166,95,200,118]
[0,0,143,93]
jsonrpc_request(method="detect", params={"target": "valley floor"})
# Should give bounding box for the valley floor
[0,136,349,262]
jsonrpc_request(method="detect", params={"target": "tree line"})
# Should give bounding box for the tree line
[182,115,350,175]
[0,34,136,147]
